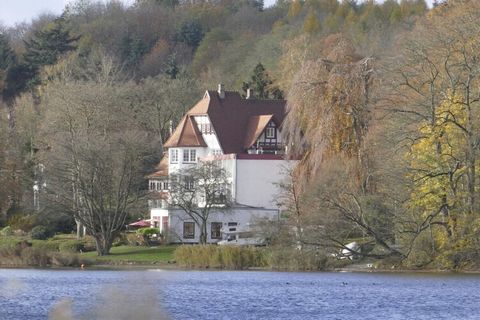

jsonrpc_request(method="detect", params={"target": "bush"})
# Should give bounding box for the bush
[32,240,60,252]
[59,240,85,253]
[20,247,50,267]
[0,226,12,236]
[126,233,145,246]
[136,228,160,237]
[7,214,37,232]
[174,245,268,269]
[135,228,161,246]
[268,247,328,271]
[50,252,89,267]
[30,226,50,240]
[0,246,23,266]
[113,233,128,247]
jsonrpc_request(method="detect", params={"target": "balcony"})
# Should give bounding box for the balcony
[148,199,168,209]
[248,142,285,155]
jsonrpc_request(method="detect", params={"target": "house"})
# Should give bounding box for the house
[147,84,294,243]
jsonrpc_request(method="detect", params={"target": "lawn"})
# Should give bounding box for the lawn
[82,245,177,264]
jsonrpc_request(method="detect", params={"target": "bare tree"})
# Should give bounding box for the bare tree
[168,160,231,244]
[122,75,201,153]
[40,79,155,255]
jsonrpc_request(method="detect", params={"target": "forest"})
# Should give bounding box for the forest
[3,0,480,269]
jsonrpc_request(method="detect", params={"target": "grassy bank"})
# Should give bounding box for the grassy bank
[0,234,349,271]
[82,245,176,265]
[0,234,177,268]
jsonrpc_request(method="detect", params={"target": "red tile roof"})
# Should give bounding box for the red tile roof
[243,114,273,149]
[164,90,286,154]
[146,156,169,179]
[164,115,207,148]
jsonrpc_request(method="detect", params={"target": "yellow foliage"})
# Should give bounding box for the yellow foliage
[406,93,471,244]
[288,0,303,20]
[303,10,321,34]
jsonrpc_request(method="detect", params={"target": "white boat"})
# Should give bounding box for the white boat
[217,228,265,246]
[339,241,361,260]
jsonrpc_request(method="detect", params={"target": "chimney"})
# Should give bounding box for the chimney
[246,88,253,99]
[169,120,174,136]
[218,83,225,99]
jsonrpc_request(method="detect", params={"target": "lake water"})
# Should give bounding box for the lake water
[1,268,479,320]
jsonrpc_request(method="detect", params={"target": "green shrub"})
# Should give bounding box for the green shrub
[82,236,97,252]
[0,226,13,236]
[7,214,37,232]
[59,240,85,253]
[113,233,128,247]
[32,240,60,252]
[136,228,160,236]
[30,226,50,240]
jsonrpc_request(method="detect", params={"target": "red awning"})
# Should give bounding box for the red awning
[128,220,151,227]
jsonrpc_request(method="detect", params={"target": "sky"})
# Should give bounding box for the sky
[0,0,433,27]
[0,0,136,26]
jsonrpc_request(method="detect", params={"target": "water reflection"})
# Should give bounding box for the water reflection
[1,269,480,320]
[48,286,169,320]
[0,277,25,298]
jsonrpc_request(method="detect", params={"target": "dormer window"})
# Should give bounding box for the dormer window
[183,149,197,163]
[195,115,214,134]
[265,126,276,139]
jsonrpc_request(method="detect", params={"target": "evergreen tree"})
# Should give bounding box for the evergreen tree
[165,53,180,79]
[175,20,204,51]
[23,15,79,88]
[0,33,16,99]
[119,34,147,71]
[242,63,284,99]
[0,34,15,71]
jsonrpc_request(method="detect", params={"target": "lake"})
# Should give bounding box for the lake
[1,268,479,319]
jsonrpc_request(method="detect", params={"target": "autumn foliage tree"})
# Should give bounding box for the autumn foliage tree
[385,0,480,267]
[279,35,403,257]
[284,35,373,188]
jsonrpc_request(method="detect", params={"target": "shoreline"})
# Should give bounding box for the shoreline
[2,262,480,274]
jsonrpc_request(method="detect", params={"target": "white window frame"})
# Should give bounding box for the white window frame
[212,149,223,156]
[170,149,178,163]
[183,149,197,163]
[266,127,276,139]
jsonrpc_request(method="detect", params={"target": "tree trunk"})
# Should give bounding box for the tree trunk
[6,100,16,132]
[94,234,113,256]
[76,220,84,239]
[199,221,208,245]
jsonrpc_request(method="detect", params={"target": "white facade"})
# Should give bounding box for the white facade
[165,207,279,243]
[235,159,290,208]
[149,153,292,243]
[148,88,293,243]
